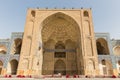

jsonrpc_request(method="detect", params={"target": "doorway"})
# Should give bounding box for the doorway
[54,59,66,75]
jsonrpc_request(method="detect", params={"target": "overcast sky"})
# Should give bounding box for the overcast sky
[0,0,120,39]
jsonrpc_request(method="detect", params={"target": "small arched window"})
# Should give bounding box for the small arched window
[84,11,89,17]
[31,10,35,17]
[102,60,106,65]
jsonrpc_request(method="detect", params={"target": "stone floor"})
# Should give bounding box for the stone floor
[0,78,120,80]
[0,75,120,80]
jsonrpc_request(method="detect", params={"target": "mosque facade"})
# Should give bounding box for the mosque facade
[0,9,120,76]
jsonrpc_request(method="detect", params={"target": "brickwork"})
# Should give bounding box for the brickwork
[0,9,120,76]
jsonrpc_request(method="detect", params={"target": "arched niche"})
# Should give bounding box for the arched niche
[118,60,120,65]
[117,60,120,72]
[43,39,55,62]
[54,59,66,75]
[0,60,3,74]
[8,59,18,75]
[0,45,7,54]
[84,20,91,36]
[55,41,66,58]
[87,59,95,75]
[96,38,110,55]
[113,46,120,56]
[11,38,22,54]
[101,59,113,75]
[65,39,77,61]
[102,60,106,65]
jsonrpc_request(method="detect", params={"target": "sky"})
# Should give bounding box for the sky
[0,0,120,39]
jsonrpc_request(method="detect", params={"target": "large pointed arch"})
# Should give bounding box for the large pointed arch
[41,12,81,43]
[41,12,83,75]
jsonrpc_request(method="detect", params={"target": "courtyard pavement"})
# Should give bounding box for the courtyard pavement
[0,78,120,80]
